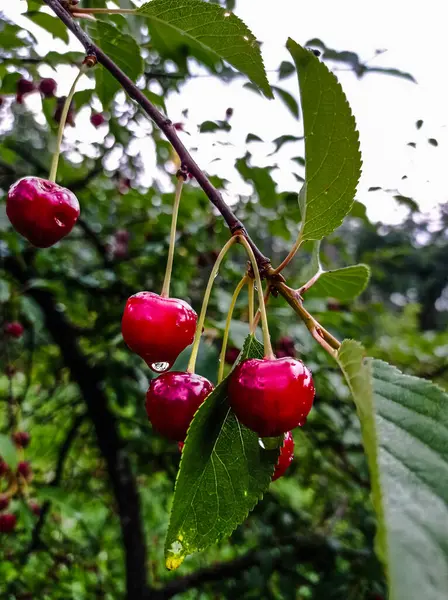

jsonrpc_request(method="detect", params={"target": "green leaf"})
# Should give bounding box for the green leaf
[165,335,279,570]
[137,0,272,98]
[0,434,18,471]
[199,120,231,133]
[236,157,277,208]
[307,264,370,301]
[338,340,448,600]
[36,487,82,520]
[278,60,295,79]
[87,20,144,107]
[24,12,69,44]
[270,134,303,153]
[272,86,300,119]
[287,39,362,241]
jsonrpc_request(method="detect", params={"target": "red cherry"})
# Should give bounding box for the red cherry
[39,78,57,98]
[29,501,41,516]
[146,372,213,441]
[275,336,296,358]
[228,357,315,437]
[16,78,35,103]
[7,177,80,248]
[90,112,105,128]
[0,495,10,511]
[115,229,130,243]
[4,322,24,339]
[225,346,240,365]
[12,431,30,448]
[122,292,197,371]
[0,513,17,533]
[17,461,32,481]
[54,96,75,127]
[272,432,294,481]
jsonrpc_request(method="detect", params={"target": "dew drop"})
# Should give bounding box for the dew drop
[298,417,307,427]
[224,11,231,16]
[258,438,266,450]
[151,361,170,373]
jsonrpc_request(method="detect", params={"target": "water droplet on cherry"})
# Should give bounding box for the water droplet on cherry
[151,361,170,373]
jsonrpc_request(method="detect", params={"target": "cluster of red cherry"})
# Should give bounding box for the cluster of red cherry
[121,291,315,481]
[0,77,105,129]
[0,432,40,534]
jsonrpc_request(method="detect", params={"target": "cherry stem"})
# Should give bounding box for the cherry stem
[247,277,254,333]
[217,276,248,384]
[276,282,340,355]
[238,236,275,360]
[271,233,303,275]
[253,284,271,331]
[161,176,184,298]
[297,269,322,296]
[48,65,87,183]
[187,236,238,374]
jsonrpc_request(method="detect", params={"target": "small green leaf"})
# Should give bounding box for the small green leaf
[199,120,231,133]
[272,86,300,119]
[0,434,18,471]
[236,157,277,208]
[137,0,272,98]
[287,39,362,241]
[165,335,279,570]
[278,60,295,79]
[307,264,370,301]
[87,21,144,107]
[271,134,303,153]
[338,340,448,600]
[246,133,263,143]
[24,12,69,44]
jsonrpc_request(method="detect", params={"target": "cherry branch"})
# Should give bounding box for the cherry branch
[43,0,269,273]
[42,0,340,355]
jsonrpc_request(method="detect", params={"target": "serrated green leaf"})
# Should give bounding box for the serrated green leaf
[307,264,370,301]
[287,39,362,241]
[86,21,143,107]
[0,434,18,471]
[137,0,272,98]
[24,12,69,44]
[338,340,448,600]
[165,335,279,570]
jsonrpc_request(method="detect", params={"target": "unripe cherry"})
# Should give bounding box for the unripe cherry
[272,432,294,481]
[122,292,197,372]
[146,372,213,441]
[7,177,80,248]
[228,357,315,437]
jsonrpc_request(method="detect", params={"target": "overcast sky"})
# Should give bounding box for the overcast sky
[5,0,448,225]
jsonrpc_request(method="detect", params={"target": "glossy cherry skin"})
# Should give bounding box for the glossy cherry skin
[272,432,294,481]
[146,372,214,441]
[4,322,24,339]
[7,177,80,248]
[0,513,17,533]
[122,292,197,371]
[0,495,10,511]
[228,357,315,437]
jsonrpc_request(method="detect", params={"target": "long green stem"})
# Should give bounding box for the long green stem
[217,276,248,383]
[161,176,184,298]
[248,277,255,333]
[238,236,274,360]
[271,233,303,275]
[49,66,86,183]
[187,236,238,374]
